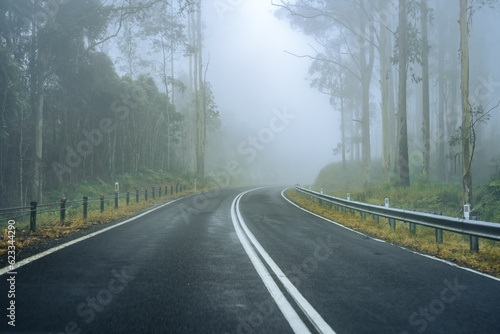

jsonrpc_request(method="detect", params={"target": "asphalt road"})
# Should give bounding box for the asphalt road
[1,186,499,334]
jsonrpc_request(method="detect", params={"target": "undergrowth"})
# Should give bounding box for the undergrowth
[285,189,500,278]
[314,161,500,223]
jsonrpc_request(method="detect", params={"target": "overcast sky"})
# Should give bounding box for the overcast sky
[202,1,339,184]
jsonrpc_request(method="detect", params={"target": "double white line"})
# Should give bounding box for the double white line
[231,189,336,334]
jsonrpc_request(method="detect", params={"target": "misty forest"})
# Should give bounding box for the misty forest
[1,0,500,221]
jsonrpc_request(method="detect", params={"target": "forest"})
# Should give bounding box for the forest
[0,0,218,208]
[274,0,500,215]
[1,0,500,220]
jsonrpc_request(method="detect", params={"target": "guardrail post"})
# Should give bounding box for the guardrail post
[145,188,148,201]
[372,214,380,223]
[30,201,37,232]
[115,192,119,209]
[409,209,417,234]
[342,206,346,214]
[159,186,162,198]
[470,215,479,252]
[176,185,179,194]
[152,187,155,199]
[83,197,88,219]
[100,194,104,213]
[171,185,173,195]
[436,228,443,243]
[410,223,416,234]
[60,198,66,223]
[434,211,443,243]
[165,185,168,196]
[136,190,139,203]
[389,218,396,230]
[360,211,366,220]
[126,191,130,206]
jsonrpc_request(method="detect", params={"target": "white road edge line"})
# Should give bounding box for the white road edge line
[231,191,312,334]
[233,189,336,334]
[281,188,500,283]
[0,197,186,277]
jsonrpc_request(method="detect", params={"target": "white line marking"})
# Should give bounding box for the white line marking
[0,197,186,276]
[233,189,336,334]
[231,191,311,334]
[281,188,500,283]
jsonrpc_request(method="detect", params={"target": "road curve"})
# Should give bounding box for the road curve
[1,186,499,334]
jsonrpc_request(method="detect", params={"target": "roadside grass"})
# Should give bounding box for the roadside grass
[285,189,500,278]
[0,188,203,257]
[314,160,500,223]
[324,182,464,219]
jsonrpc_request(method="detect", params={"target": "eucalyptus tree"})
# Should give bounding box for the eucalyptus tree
[187,0,214,178]
[138,0,187,171]
[392,0,425,186]
[420,0,431,181]
[308,39,361,170]
[275,0,376,187]
[457,0,499,206]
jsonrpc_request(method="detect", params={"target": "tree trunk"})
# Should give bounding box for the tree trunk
[421,0,430,181]
[188,12,196,173]
[379,0,392,177]
[339,78,346,170]
[460,0,473,205]
[360,2,374,188]
[437,12,447,181]
[195,4,206,178]
[398,0,410,186]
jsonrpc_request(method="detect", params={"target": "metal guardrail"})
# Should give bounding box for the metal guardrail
[295,186,500,250]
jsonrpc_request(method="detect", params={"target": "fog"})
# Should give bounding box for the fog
[1,0,500,208]
[202,2,337,184]
[198,0,500,186]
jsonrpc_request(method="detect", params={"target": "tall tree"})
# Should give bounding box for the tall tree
[187,0,210,178]
[420,0,430,181]
[378,0,394,177]
[139,0,187,171]
[397,0,410,186]
[460,0,472,205]
[275,0,376,186]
